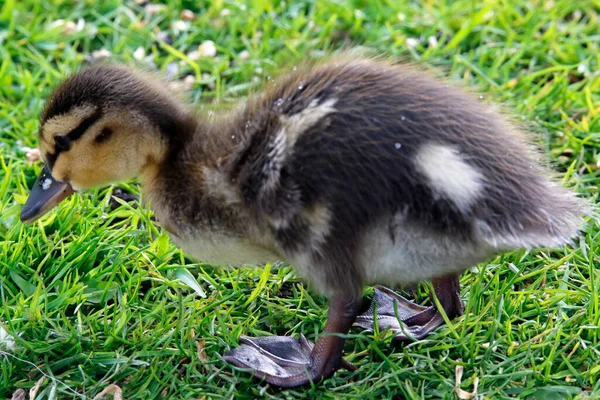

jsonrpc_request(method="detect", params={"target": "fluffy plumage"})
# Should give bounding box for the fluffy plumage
[37,59,584,297]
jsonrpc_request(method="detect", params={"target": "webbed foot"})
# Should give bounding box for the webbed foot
[223,334,355,387]
[354,275,463,341]
[224,295,360,388]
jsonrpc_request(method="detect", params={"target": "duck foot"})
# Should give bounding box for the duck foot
[354,275,463,341]
[224,295,361,388]
[223,334,356,387]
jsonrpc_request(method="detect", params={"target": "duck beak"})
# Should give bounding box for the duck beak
[20,164,75,224]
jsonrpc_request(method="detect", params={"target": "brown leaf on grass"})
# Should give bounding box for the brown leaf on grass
[455,365,479,400]
[92,384,123,400]
[11,389,26,400]
[191,328,211,374]
[196,339,211,373]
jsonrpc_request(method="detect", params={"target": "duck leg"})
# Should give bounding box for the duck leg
[223,295,361,388]
[354,275,462,341]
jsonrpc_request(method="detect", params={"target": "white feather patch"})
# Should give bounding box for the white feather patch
[279,98,338,149]
[262,98,338,191]
[415,143,484,213]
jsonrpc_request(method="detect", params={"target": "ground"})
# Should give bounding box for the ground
[1,0,599,399]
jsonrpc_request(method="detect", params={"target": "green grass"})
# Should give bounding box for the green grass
[1,0,599,398]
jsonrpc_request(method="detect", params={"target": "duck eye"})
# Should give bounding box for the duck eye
[95,127,113,143]
[54,135,71,152]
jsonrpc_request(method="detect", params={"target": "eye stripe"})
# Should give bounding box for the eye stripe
[48,108,104,168]
[66,108,103,142]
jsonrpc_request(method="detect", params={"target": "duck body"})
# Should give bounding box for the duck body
[142,59,581,296]
[21,58,584,388]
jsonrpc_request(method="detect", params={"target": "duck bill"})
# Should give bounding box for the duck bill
[20,164,75,224]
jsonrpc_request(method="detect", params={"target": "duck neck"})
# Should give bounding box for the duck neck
[139,111,199,198]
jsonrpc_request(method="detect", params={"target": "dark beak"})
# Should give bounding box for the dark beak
[20,164,75,224]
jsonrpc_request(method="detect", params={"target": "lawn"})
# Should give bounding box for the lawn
[1,0,599,398]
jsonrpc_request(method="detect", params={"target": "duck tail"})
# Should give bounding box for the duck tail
[476,184,589,250]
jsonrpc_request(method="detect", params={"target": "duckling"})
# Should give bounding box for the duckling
[20,58,585,388]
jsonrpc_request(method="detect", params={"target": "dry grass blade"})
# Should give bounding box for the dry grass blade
[29,377,45,400]
[192,327,211,374]
[455,365,479,400]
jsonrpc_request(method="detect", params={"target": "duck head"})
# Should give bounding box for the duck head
[20,64,193,223]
